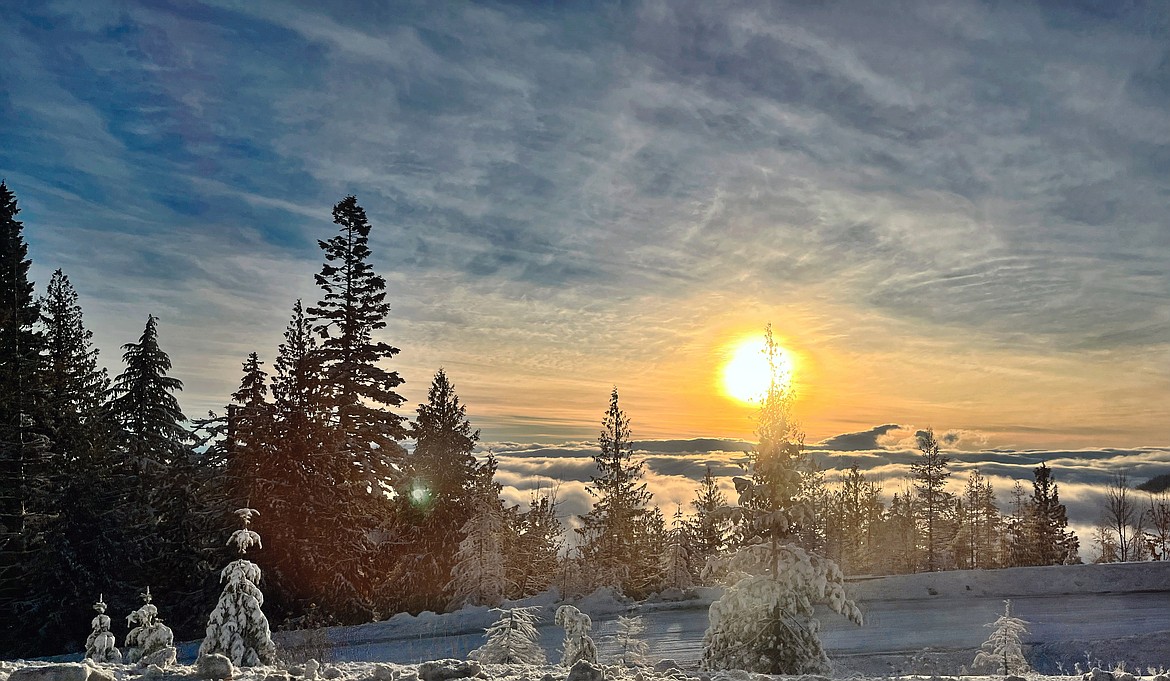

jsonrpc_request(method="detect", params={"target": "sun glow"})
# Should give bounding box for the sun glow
[722,335,794,404]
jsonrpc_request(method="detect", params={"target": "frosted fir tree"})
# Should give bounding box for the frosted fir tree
[972,599,1031,675]
[447,458,509,611]
[200,507,277,667]
[125,587,174,664]
[555,604,598,666]
[469,606,546,665]
[659,508,695,594]
[701,326,862,675]
[607,615,649,667]
[84,595,122,663]
[701,543,862,674]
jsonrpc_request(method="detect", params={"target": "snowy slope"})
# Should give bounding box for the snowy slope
[277,562,1170,675]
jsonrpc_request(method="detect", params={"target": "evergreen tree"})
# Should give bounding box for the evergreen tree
[608,615,649,666]
[955,470,1000,570]
[307,195,406,446]
[246,301,329,625]
[19,269,130,656]
[555,604,597,666]
[471,607,546,665]
[84,595,122,663]
[40,270,109,440]
[660,507,695,593]
[224,353,274,508]
[106,315,187,469]
[0,181,50,657]
[389,368,480,612]
[506,489,563,599]
[876,490,918,574]
[106,316,213,639]
[910,429,954,571]
[972,599,1030,675]
[701,326,861,674]
[200,508,277,667]
[1023,463,1075,565]
[446,455,509,610]
[577,388,655,597]
[689,465,730,578]
[823,465,884,576]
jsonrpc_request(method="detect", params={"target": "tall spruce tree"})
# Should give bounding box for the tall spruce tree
[388,368,481,612]
[248,301,330,625]
[577,387,655,596]
[307,195,406,448]
[910,428,954,571]
[22,270,129,656]
[0,181,51,658]
[1024,463,1075,565]
[106,315,213,639]
[690,465,730,580]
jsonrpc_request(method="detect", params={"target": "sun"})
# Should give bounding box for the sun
[722,335,794,404]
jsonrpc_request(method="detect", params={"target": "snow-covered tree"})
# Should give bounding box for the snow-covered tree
[576,388,656,597]
[660,508,694,593]
[607,615,649,667]
[200,508,277,666]
[470,606,545,665]
[701,543,862,674]
[911,428,954,571]
[690,466,730,578]
[506,489,563,599]
[84,595,122,663]
[392,368,481,612]
[447,455,509,610]
[701,325,861,674]
[124,587,174,664]
[972,599,1030,675]
[555,604,597,666]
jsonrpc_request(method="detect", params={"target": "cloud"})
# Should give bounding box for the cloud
[2,1,1167,444]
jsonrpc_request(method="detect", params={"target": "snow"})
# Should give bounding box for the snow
[16,562,1170,678]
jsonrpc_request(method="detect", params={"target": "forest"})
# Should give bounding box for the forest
[1,182,1165,660]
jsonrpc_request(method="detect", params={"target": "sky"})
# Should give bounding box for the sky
[3,1,1169,540]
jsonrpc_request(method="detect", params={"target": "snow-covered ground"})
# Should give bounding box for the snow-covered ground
[259,562,1168,675]
[15,562,1170,679]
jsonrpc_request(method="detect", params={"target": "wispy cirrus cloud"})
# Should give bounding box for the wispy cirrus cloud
[1,0,1166,447]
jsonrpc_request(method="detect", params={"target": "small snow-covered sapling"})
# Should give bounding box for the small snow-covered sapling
[85,594,122,664]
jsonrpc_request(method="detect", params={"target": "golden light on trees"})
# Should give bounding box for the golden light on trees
[721,334,794,404]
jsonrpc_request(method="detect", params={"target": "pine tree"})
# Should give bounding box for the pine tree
[124,587,174,665]
[701,326,861,674]
[106,315,188,469]
[40,270,109,440]
[106,316,213,638]
[307,195,406,446]
[0,181,51,657]
[972,599,1030,675]
[224,353,274,508]
[1023,463,1075,565]
[20,270,130,656]
[555,604,597,666]
[955,470,1001,570]
[471,606,546,665]
[689,466,730,578]
[506,489,563,599]
[200,508,277,667]
[446,455,509,610]
[608,615,649,666]
[390,368,481,613]
[823,465,884,575]
[577,388,654,596]
[660,507,695,593]
[910,429,954,571]
[84,595,123,663]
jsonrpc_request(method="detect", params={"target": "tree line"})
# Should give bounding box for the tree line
[0,182,1157,661]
